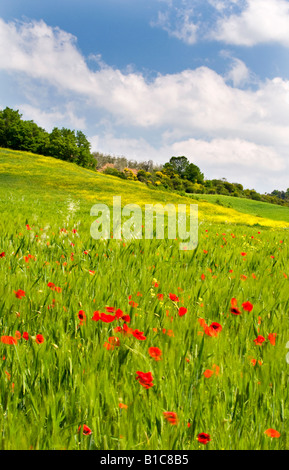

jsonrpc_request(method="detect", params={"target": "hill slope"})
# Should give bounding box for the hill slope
[1,148,289,229]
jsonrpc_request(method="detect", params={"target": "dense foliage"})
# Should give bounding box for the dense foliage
[0,107,95,169]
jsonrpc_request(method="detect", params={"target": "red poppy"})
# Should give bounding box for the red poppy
[178,307,188,317]
[268,333,277,346]
[36,334,45,344]
[14,289,26,299]
[15,331,21,340]
[264,429,280,438]
[136,371,154,388]
[0,252,5,258]
[1,336,17,345]
[204,322,222,337]
[204,369,214,378]
[148,347,162,361]
[241,252,247,256]
[105,306,115,313]
[230,298,241,315]
[78,424,92,435]
[169,293,179,302]
[242,301,253,312]
[23,332,29,341]
[163,412,178,425]
[78,310,86,321]
[157,293,164,301]
[132,329,146,341]
[197,433,211,445]
[254,335,265,346]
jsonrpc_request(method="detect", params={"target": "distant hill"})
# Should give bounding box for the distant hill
[1,147,289,229]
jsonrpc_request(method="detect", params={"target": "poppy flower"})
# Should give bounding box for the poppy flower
[148,347,162,361]
[1,336,17,345]
[35,334,45,344]
[204,322,222,337]
[268,333,277,346]
[169,293,179,302]
[157,293,164,301]
[15,331,21,340]
[197,433,211,445]
[178,307,187,317]
[242,301,253,312]
[163,412,178,425]
[78,424,92,435]
[0,252,5,258]
[264,429,280,438]
[230,298,241,315]
[136,371,154,389]
[23,332,29,341]
[253,335,265,346]
[204,369,214,378]
[78,310,86,322]
[14,289,26,299]
[119,403,128,410]
[105,307,115,313]
[132,329,146,341]
[100,313,116,323]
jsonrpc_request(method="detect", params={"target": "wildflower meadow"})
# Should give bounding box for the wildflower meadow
[0,149,289,450]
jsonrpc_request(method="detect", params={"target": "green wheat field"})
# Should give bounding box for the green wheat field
[1,148,289,450]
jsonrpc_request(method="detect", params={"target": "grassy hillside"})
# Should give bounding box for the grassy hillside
[1,147,289,450]
[194,193,289,223]
[1,148,289,229]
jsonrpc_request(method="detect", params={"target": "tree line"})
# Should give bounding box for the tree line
[0,106,287,207]
[0,107,95,168]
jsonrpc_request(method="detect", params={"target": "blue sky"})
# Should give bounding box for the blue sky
[1,0,289,192]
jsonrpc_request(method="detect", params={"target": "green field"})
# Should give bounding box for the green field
[194,193,289,223]
[0,148,289,450]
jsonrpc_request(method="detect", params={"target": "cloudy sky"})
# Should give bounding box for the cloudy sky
[1,0,289,192]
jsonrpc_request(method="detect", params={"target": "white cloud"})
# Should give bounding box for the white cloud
[225,56,252,87]
[151,5,199,45]
[211,0,289,46]
[2,17,289,191]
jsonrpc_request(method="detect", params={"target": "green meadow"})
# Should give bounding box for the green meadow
[0,148,289,450]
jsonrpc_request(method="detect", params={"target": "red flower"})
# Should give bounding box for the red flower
[0,252,5,258]
[178,307,187,317]
[15,331,21,340]
[205,322,222,337]
[242,301,253,312]
[14,289,26,299]
[78,310,86,321]
[163,412,178,425]
[1,336,17,345]
[264,429,280,438]
[254,335,265,346]
[23,332,29,341]
[148,347,162,361]
[78,424,92,435]
[169,293,179,302]
[100,313,116,323]
[230,298,241,315]
[105,306,115,313]
[136,371,154,388]
[132,329,146,340]
[197,433,211,445]
[36,334,45,344]
[268,333,277,346]
[157,293,164,301]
